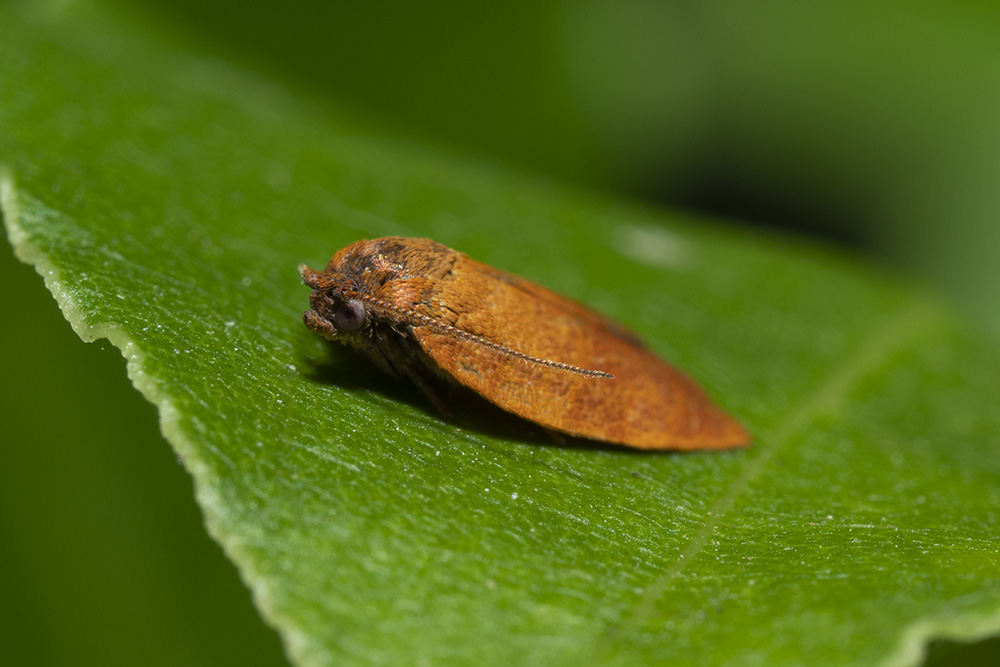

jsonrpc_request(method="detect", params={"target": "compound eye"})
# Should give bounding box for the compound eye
[332,298,366,331]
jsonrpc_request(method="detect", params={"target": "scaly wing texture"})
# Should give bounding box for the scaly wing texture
[410,256,748,449]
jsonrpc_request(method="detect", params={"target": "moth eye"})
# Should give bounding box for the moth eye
[332,298,366,331]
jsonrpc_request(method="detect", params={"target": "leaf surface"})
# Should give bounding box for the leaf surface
[2,3,998,665]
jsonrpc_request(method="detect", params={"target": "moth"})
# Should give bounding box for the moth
[300,236,748,450]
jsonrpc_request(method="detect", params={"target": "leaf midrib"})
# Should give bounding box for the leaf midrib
[590,297,946,658]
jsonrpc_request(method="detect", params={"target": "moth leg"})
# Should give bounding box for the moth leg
[544,428,567,445]
[401,364,453,419]
[373,334,453,418]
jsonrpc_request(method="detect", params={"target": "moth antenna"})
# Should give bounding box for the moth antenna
[360,295,614,379]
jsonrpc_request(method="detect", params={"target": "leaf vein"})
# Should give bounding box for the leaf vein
[593,297,946,655]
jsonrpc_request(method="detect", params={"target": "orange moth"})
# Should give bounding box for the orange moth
[301,237,748,450]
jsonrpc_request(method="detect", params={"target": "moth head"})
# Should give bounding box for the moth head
[300,264,369,339]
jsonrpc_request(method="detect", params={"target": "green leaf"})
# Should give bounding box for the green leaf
[2,3,998,666]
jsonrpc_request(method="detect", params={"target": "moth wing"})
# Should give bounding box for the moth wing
[410,257,747,450]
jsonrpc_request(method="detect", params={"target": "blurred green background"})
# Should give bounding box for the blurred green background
[125,0,1000,329]
[3,1,998,665]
